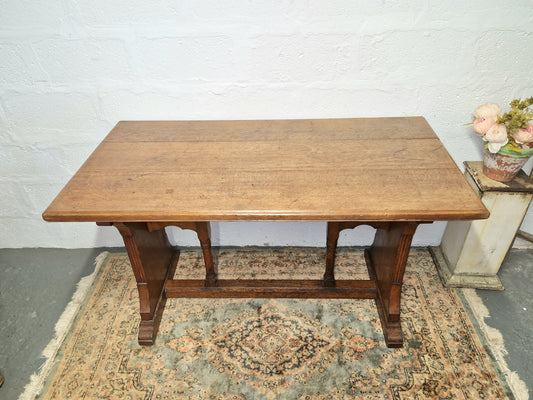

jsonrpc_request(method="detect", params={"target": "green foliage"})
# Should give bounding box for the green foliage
[496,97,533,133]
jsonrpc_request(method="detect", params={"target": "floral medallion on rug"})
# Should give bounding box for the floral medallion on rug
[38,248,514,399]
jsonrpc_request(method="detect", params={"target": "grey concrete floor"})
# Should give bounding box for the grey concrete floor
[0,247,531,399]
[473,248,533,398]
[0,248,105,400]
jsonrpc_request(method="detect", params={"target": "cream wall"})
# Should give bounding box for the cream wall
[1,0,533,248]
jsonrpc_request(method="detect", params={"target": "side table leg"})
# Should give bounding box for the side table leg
[110,222,177,345]
[365,222,419,348]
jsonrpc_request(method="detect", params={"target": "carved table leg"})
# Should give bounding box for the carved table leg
[147,221,217,287]
[326,222,389,287]
[109,222,177,345]
[365,222,420,348]
[324,222,341,287]
[195,222,217,287]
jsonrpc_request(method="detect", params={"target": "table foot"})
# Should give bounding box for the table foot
[377,319,403,348]
[138,320,157,346]
[373,287,404,348]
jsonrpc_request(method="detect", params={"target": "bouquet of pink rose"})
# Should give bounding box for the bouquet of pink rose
[472,97,533,157]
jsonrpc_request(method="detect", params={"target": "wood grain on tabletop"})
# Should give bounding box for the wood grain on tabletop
[42,117,489,222]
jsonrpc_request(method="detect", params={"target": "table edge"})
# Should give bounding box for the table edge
[42,209,490,223]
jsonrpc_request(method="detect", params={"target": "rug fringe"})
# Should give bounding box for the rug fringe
[461,288,529,400]
[18,251,110,400]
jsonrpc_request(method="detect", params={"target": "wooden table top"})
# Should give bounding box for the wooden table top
[43,117,489,223]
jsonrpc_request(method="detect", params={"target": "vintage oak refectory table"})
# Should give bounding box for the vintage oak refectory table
[43,118,489,348]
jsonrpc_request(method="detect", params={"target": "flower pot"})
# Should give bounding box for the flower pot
[482,149,530,182]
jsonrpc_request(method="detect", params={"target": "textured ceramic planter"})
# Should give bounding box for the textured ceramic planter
[483,149,530,182]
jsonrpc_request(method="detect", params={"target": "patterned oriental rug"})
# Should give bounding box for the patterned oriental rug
[28,248,521,399]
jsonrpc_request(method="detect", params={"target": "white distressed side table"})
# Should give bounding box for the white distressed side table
[431,161,533,290]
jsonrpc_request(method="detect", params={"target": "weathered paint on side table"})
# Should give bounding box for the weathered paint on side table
[431,161,533,290]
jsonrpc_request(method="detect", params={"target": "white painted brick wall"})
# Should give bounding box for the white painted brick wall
[1,0,533,248]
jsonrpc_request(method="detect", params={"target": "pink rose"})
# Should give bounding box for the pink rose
[484,124,508,153]
[473,117,497,135]
[472,103,501,136]
[511,123,533,144]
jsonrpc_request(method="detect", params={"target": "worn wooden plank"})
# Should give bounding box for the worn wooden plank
[42,168,486,222]
[104,117,437,143]
[78,139,450,173]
